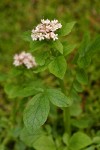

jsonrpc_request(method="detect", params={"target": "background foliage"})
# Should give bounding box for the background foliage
[0,0,100,150]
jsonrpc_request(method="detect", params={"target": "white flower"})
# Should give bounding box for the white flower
[13,51,37,69]
[50,32,58,40]
[31,19,62,41]
[41,19,50,24]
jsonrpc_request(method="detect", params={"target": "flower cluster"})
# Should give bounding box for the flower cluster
[31,19,62,41]
[13,51,37,69]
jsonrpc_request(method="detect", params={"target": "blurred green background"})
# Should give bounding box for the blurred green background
[0,0,100,149]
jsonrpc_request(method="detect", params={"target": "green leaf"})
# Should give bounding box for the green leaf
[23,93,50,132]
[35,51,49,66]
[33,135,56,150]
[60,21,76,36]
[86,35,100,57]
[71,118,91,129]
[9,68,23,77]
[46,88,71,107]
[23,87,71,132]
[77,34,100,68]
[73,80,83,92]
[33,59,51,73]
[52,40,63,54]
[69,132,92,150]
[22,30,32,42]
[77,33,91,68]
[78,32,90,57]
[63,44,76,56]
[5,81,43,98]
[69,88,81,103]
[30,41,44,52]
[76,68,88,85]
[48,56,67,79]
[93,136,100,144]
[20,127,43,147]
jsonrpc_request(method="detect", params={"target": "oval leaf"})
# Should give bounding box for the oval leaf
[46,88,71,107]
[60,21,76,36]
[48,56,67,79]
[23,93,50,132]
[69,132,92,150]
[76,69,88,85]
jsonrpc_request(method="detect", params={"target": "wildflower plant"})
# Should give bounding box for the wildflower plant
[5,19,100,150]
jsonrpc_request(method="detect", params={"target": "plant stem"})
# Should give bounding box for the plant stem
[11,99,17,125]
[58,79,71,135]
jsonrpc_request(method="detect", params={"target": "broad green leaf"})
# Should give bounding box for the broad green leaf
[30,41,44,52]
[93,136,100,144]
[77,34,100,67]
[23,93,50,132]
[33,135,56,150]
[76,68,88,85]
[33,65,47,73]
[52,40,63,54]
[5,81,43,98]
[60,21,76,36]
[20,127,43,147]
[23,87,71,132]
[69,132,92,150]
[22,30,32,42]
[86,35,100,57]
[78,32,90,57]
[71,118,91,129]
[46,88,71,107]
[77,33,91,68]
[48,56,67,79]
[63,44,76,56]
[73,80,83,92]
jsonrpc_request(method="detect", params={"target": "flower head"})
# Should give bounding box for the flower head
[13,51,37,69]
[31,19,62,41]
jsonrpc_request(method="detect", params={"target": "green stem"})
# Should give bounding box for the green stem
[11,99,17,125]
[58,79,71,135]
[63,107,71,135]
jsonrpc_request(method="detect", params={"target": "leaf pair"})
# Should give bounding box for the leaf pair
[23,88,71,133]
